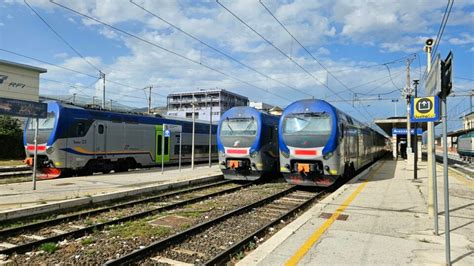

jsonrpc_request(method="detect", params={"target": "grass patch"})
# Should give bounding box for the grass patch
[0,160,24,166]
[39,242,58,253]
[109,220,170,239]
[81,237,96,246]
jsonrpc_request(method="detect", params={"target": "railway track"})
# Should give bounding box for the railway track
[1,181,295,264]
[105,186,323,265]
[0,166,32,180]
[0,180,246,256]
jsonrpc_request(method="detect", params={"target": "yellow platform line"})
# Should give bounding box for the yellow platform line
[285,162,385,266]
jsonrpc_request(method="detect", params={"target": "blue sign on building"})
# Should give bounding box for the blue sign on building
[164,129,171,137]
[392,128,423,135]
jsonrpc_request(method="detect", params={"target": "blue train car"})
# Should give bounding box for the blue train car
[23,101,217,178]
[217,106,279,180]
[279,99,386,187]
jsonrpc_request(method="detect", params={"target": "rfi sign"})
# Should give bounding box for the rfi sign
[411,96,440,122]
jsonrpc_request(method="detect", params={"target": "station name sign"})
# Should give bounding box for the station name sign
[392,128,423,135]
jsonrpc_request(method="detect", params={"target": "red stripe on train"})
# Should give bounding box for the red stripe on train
[294,149,317,156]
[226,149,248,155]
[26,145,46,151]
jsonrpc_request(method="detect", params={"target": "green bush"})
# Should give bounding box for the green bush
[0,116,25,159]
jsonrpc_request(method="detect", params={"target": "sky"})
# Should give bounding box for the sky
[0,0,473,131]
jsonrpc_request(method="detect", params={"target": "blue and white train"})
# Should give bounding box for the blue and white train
[217,107,279,180]
[279,99,387,187]
[23,101,217,178]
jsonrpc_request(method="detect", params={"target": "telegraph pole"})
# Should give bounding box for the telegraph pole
[110,99,113,111]
[100,71,106,109]
[72,93,76,104]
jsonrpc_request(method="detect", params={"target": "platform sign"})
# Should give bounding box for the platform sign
[425,54,442,96]
[0,97,47,118]
[411,96,440,122]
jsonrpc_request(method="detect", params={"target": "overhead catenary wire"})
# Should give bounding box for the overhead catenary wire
[216,0,371,121]
[129,0,312,98]
[0,48,167,98]
[420,0,454,87]
[24,0,102,73]
[50,0,293,103]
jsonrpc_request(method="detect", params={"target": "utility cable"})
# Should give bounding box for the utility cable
[129,0,312,98]
[217,0,372,121]
[24,0,101,73]
[50,0,292,103]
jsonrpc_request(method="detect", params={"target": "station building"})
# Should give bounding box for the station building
[166,89,248,122]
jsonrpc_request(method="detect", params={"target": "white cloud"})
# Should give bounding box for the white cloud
[449,33,474,45]
[0,22,4,26]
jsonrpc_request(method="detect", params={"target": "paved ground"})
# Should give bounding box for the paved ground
[0,165,221,211]
[239,159,474,265]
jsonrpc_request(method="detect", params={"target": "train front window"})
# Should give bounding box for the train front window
[220,117,257,147]
[282,113,332,148]
[220,118,257,136]
[27,111,56,130]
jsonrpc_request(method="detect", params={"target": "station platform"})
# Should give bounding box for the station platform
[0,165,222,221]
[239,159,474,265]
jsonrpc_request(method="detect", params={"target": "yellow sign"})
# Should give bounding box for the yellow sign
[411,96,440,122]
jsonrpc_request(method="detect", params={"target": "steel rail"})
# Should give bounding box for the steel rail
[0,179,229,234]
[0,181,251,255]
[104,185,297,265]
[205,190,324,265]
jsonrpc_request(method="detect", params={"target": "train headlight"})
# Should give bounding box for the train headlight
[281,151,289,158]
[46,147,55,154]
[250,151,258,158]
[323,152,333,160]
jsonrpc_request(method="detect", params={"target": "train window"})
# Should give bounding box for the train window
[164,137,169,155]
[77,122,86,136]
[98,125,104,134]
[157,136,162,156]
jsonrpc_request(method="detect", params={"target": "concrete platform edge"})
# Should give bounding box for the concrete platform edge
[238,162,380,266]
[0,174,223,222]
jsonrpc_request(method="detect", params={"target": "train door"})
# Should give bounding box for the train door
[94,122,107,159]
[155,125,170,164]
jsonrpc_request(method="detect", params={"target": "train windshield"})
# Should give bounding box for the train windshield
[220,118,257,136]
[282,112,332,148]
[219,117,257,147]
[27,112,56,130]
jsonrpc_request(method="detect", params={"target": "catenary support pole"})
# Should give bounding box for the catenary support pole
[441,97,451,265]
[191,96,195,170]
[179,131,182,172]
[425,44,438,235]
[405,58,412,152]
[32,117,39,190]
[413,80,419,179]
[161,126,164,175]
[209,97,212,168]
[101,71,105,110]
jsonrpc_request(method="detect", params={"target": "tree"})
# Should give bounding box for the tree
[0,115,25,159]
